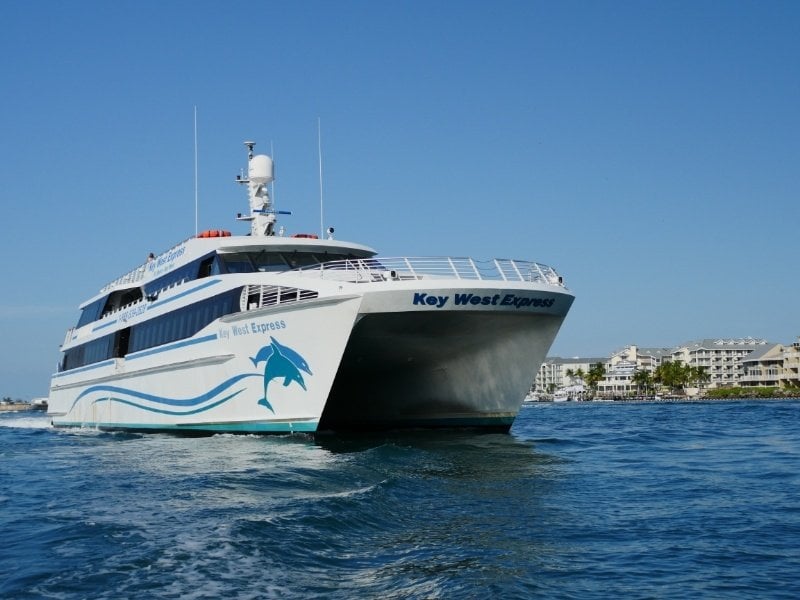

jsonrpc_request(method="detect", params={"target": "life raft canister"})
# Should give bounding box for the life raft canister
[197,230,232,238]
[291,233,319,239]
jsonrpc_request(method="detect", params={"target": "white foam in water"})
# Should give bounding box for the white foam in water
[0,413,52,429]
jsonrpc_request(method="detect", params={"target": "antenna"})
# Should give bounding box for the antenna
[270,140,276,210]
[318,117,324,239]
[194,105,199,236]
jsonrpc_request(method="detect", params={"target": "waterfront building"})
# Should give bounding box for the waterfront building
[533,357,606,393]
[780,338,800,389]
[596,345,672,396]
[669,338,771,390]
[537,337,798,397]
[740,344,784,389]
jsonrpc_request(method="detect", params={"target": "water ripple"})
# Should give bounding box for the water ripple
[1,401,799,598]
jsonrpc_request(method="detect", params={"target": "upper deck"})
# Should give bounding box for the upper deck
[90,233,377,304]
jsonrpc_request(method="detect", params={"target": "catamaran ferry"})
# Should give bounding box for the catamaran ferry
[48,142,574,433]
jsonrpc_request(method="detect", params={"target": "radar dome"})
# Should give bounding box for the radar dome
[249,154,274,184]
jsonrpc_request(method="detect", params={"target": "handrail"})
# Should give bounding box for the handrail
[292,257,565,286]
[100,236,195,293]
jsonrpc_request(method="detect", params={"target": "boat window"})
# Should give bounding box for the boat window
[282,252,319,269]
[220,253,255,273]
[100,288,144,318]
[77,298,106,328]
[220,250,369,273]
[198,255,221,279]
[61,334,114,371]
[127,288,242,354]
[60,288,242,372]
[251,252,289,272]
[144,253,216,294]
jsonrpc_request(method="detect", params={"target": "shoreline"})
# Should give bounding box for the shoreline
[0,403,46,412]
[527,394,800,404]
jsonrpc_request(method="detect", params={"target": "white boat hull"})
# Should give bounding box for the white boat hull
[49,282,572,434]
[49,296,362,433]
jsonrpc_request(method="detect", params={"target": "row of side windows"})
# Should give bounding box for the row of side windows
[61,334,115,371]
[75,253,221,329]
[61,289,241,372]
[128,289,240,354]
[143,254,221,296]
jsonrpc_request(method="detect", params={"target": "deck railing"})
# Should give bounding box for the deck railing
[292,257,565,286]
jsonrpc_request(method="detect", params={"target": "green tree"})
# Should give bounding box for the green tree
[654,360,693,395]
[565,368,585,386]
[690,366,710,391]
[631,369,653,396]
[584,363,606,397]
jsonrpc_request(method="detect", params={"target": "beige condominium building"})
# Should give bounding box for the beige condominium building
[597,345,672,396]
[536,337,800,397]
[670,338,771,390]
[781,338,800,388]
[533,356,606,393]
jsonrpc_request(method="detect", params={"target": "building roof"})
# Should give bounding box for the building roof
[544,357,608,365]
[637,347,673,359]
[676,337,771,351]
[741,343,782,363]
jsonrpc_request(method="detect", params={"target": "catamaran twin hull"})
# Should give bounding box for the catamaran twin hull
[49,281,573,434]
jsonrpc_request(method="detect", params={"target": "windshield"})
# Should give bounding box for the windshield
[219,251,365,273]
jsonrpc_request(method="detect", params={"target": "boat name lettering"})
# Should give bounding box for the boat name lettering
[147,245,187,273]
[229,320,287,337]
[412,293,449,308]
[413,292,555,309]
[496,294,555,309]
[119,304,148,321]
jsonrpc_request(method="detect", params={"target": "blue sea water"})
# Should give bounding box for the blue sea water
[1,400,799,599]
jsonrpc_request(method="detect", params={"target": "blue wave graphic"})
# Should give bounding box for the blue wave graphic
[94,390,245,416]
[70,373,262,416]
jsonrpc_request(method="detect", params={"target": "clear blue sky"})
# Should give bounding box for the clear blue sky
[1,1,798,399]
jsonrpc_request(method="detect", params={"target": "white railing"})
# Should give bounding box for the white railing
[101,265,147,292]
[241,285,319,311]
[291,257,565,286]
[100,237,194,293]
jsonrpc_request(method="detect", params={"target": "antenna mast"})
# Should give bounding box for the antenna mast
[236,141,277,236]
[193,105,199,236]
[318,117,324,239]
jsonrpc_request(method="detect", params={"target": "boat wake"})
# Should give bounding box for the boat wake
[0,414,52,429]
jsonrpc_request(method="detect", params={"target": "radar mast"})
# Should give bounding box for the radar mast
[236,141,277,236]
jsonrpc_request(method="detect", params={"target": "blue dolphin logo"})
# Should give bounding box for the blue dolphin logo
[249,337,312,412]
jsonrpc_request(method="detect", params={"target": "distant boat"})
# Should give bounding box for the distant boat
[523,391,541,403]
[47,140,574,434]
[553,384,585,402]
[30,398,48,411]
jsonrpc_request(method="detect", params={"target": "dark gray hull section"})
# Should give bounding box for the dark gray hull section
[319,311,565,432]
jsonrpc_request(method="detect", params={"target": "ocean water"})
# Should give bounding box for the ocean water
[1,400,799,599]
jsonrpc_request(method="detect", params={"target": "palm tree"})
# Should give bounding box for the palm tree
[631,369,653,396]
[564,368,585,387]
[585,363,606,398]
[654,360,693,395]
[688,365,711,394]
